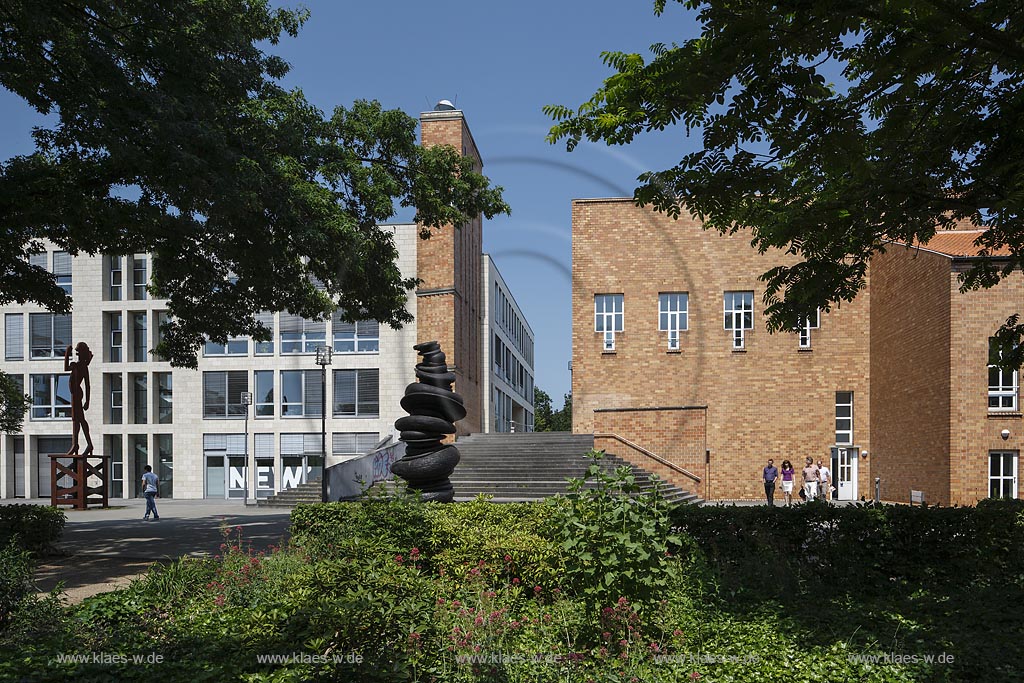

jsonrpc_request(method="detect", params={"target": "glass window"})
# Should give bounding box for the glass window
[29,313,72,359]
[132,312,147,362]
[658,293,689,350]
[106,373,123,424]
[797,309,820,349]
[280,370,323,417]
[594,294,624,351]
[156,372,172,424]
[279,313,326,354]
[131,372,148,424]
[107,312,123,363]
[132,255,148,300]
[157,435,173,498]
[5,313,24,360]
[724,291,754,349]
[332,311,380,353]
[989,339,1019,411]
[254,312,274,355]
[332,369,379,417]
[108,255,123,301]
[255,370,274,417]
[989,451,1018,499]
[30,374,71,420]
[53,251,72,295]
[835,391,853,444]
[203,371,248,418]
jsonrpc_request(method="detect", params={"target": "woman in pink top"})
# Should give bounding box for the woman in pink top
[780,460,795,506]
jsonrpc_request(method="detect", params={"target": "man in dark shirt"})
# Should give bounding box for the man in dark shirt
[762,459,779,506]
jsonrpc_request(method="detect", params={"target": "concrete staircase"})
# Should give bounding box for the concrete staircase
[448,432,700,504]
[258,432,701,507]
[258,480,322,508]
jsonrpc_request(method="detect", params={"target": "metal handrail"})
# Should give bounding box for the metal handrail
[594,432,702,484]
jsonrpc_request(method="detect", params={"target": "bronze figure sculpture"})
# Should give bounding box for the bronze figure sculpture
[65,342,94,456]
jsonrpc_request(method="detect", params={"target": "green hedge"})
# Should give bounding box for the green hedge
[0,505,65,554]
[669,499,1024,599]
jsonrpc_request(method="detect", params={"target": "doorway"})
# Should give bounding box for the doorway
[830,446,859,500]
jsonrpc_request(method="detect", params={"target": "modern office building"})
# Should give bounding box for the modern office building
[482,254,536,433]
[572,198,1020,505]
[0,106,534,501]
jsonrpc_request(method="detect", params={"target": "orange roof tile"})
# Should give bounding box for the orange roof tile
[906,230,1013,258]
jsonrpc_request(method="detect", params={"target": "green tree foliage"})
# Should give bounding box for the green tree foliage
[0,0,508,370]
[547,0,1024,365]
[0,375,30,435]
[533,388,572,432]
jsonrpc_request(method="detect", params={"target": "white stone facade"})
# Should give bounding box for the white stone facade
[481,255,535,433]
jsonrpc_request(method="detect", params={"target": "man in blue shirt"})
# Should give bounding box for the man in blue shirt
[141,465,160,520]
[762,459,779,506]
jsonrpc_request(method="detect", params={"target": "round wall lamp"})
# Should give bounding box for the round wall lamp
[1001,429,1011,440]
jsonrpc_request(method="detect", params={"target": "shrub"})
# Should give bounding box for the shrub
[0,505,65,553]
[549,450,682,611]
[0,540,33,631]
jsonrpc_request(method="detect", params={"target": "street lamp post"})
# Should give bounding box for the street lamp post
[315,346,333,502]
[241,391,252,505]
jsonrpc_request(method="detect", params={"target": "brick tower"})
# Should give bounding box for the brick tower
[416,102,484,435]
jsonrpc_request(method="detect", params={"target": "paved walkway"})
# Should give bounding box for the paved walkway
[3,499,292,603]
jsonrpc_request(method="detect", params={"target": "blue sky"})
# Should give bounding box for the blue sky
[0,1,704,408]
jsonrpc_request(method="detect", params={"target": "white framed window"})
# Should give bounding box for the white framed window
[5,313,24,360]
[156,372,172,424]
[658,293,688,350]
[203,370,248,418]
[131,312,147,362]
[724,291,754,349]
[30,374,71,420]
[989,339,1019,411]
[333,368,379,417]
[254,312,274,355]
[595,294,624,351]
[204,336,249,356]
[53,251,72,295]
[281,369,323,417]
[332,311,380,353]
[989,451,1018,499]
[254,370,274,417]
[797,309,821,349]
[29,313,72,359]
[280,313,326,354]
[105,373,123,424]
[131,372,148,424]
[108,255,123,301]
[106,312,122,363]
[132,255,148,300]
[835,391,853,444]
[332,432,380,458]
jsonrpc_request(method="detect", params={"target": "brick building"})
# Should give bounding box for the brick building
[0,105,535,501]
[573,198,1020,505]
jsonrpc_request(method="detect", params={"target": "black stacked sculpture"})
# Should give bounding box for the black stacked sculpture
[391,341,466,502]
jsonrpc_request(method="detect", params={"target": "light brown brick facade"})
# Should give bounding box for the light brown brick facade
[573,199,1023,504]
[417,111,484,435]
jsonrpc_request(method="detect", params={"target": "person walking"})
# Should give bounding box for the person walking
[802,457,819,501]
[780,460,796,506]
[817,459,832,502]
[141,465,160,520]
[762,458,779,506]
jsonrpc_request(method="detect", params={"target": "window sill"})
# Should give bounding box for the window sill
[987,411,1022,419]
[601,350,617,355]
[666,349,682,354]
[797,348,813,353]
[731,348,747,354]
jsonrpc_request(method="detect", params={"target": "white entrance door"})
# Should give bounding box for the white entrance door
[830,447,859,500]
[989,451,1019,499]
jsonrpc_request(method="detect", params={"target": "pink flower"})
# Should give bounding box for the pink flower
[504,554,512,562]
[474,616,484,626]
[410,547,420,556]
[673,629,684,637]
[619,639,628,646]
[395,554,404,564]
[690,673,701,680]
[534,585,542,593]
[512,577,520,585]
[452,600,461,607]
